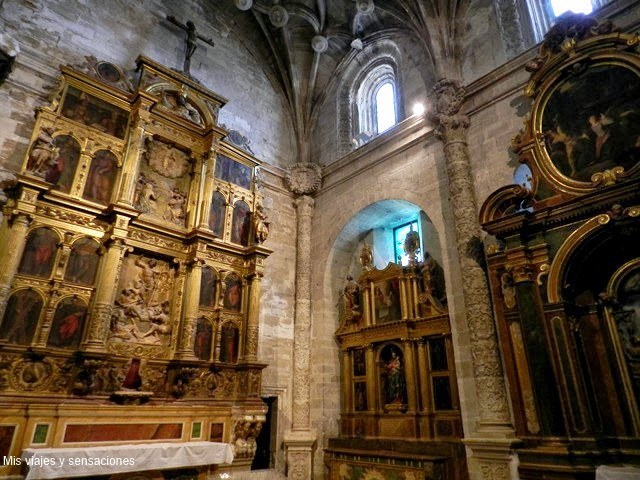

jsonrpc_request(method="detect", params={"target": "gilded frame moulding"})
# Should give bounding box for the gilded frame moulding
[515,15,640,197]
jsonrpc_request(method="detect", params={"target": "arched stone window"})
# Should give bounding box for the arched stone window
[353,62,400,147]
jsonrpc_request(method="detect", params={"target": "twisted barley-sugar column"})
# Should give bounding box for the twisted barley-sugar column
[284,163,321,480]
[432,79,511,429]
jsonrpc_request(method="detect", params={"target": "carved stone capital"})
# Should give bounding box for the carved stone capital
[433,78,465,116]
[285,163,322,196]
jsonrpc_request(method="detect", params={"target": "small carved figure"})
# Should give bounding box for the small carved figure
[165,187,186,224]
[359,243,373,271]
[134,174,158,214]
[342,275,361,324]
[27,127,58,176]
[253,203,270,243]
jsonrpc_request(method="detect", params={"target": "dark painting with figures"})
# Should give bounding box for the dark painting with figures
[220,323,239,363]
[64,237,101,286]
[0,290,43,345]
[47,297,87,349]
[18,227,59,278]
[199,266,217,307]
[45,134,80,192]
[223,274,242,311]
[214,154,252,189]
[83,150,118,204]
[231,200,251,246]
[208,191,226,237]
[373,279,401,323]
[62,86,128,139]
[194,317,213,361]
[542,65,640,182]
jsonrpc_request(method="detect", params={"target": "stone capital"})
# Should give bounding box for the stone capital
[431,78,470,141]
[285,163,322,196]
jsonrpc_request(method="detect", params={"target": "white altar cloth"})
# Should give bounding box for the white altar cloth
[596,465,640,480]
[22,441,234,479]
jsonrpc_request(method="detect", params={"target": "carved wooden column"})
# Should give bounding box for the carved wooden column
[402,338,418,414]
[284,162,322,480]
[432,79,516,478]
[0,212,29,320]
[84,216,130,352]
[243,272,262,361]
[176,257,203,360]
[365,344,377,413]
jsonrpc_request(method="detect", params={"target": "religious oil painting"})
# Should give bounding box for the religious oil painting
[214,154,252,190]
[354,381,368,411]
[353,349,366,376]
[231,200,251,246]
[47,298,87,349]
[61,86,128,139]
[0,425,16,458]
[194,317,213,361]
[64,237,101,286]
[0,290,43,345]
[18,227,59,279]
[44,134,81,192]
[135,138,191,227]
[373,279,401,323]
[223,274,242,311]
[380,345,407,407]
[220,322,239,364]
[82,149,119,204]
[199,266,217,307]
[432,377,453,410]
[110,254,174,347]
[542,65,640,182]
[209,191,226,237]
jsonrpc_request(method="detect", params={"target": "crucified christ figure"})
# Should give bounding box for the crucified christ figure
[167,15,215,75]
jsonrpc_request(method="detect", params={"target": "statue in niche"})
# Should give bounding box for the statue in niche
[341,275,361,325]
[27,127,58,177]
[253,203,269,244]
[610,267,640,400]
[110,256,173,346]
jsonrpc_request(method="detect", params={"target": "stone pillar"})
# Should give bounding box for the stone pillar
[284,163,322,480]
[0,212,29,320]
[432,79,517,479]
[244,273,262,361]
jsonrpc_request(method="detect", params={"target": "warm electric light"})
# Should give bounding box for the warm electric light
[412,103,425,116]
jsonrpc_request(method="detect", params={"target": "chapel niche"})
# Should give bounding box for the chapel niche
[0,54,272,478]
[480,14,640,478]
[326,226,467,480]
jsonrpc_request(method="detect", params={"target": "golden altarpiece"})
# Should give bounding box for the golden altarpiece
[0,55,271,478]
[325,237,467,480]
[480,14,640,479]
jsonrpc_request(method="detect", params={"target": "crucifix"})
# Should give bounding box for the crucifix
[166,15,215,75]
